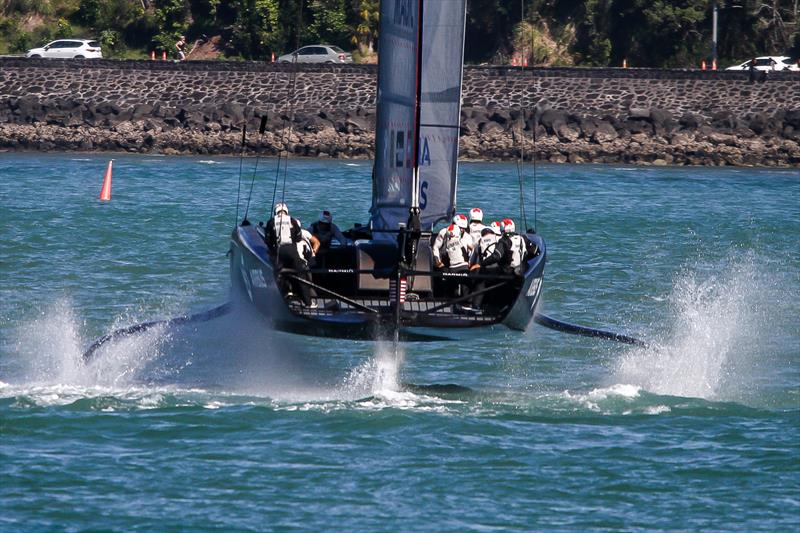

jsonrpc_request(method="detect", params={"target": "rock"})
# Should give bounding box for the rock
[539,109,568,133]
[629,107,650,120]
[679,113,704,129]
[592,122,618,144]
[555,123,580,142]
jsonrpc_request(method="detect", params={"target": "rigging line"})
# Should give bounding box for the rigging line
[234,123,247,225]
[243,117,269,222]
[515,128,528,230]
[280,0,305,206]
[514,0,529,231]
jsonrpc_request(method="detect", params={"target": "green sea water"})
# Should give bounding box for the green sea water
[1,153,798,531]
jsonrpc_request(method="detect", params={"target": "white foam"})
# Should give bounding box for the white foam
[612,253,783,402]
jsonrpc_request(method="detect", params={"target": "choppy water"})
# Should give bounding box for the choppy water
[1,153,798,531]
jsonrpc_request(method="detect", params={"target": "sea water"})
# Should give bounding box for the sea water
[1,153,798,530]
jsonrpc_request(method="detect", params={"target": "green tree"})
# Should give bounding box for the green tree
[229,0,283,59]
[308,0,349,46]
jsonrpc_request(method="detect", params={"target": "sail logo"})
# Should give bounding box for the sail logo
[393,0,415,28]
[420,137,431,166]
[384,129,413,169]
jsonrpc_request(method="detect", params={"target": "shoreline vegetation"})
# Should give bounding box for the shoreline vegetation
[1,102,798,167]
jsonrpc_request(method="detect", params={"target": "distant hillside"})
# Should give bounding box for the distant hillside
[1,1,797,67]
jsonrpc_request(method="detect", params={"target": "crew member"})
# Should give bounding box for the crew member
[309,210,346,268]
[481,218,538,276]
[432,214,473,298]
[468,221,502,309]
[296,218,321,268]
[264,203,316,308]
[467,207,486,244]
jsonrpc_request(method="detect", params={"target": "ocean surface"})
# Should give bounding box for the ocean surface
[1,153,798,531]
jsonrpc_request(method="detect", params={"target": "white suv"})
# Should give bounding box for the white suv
[726,56,799,72]
[26,39,103,59]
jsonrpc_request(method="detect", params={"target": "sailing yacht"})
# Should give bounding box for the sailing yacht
[228,0,546,340]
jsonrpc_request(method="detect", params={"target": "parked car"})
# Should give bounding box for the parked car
[277,45,353,64]
[26,39,102,59]
[725,56,799,72]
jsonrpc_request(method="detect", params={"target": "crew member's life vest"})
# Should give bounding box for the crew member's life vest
[444,229,471,268]
[469,222,486,244]
[478,231,499,262]
[274,214,301,246]
[506,233,528,274]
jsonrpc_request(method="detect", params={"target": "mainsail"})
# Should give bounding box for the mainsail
[371,0,468,234]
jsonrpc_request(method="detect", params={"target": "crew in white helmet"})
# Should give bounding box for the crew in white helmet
[467,221,502,310]
[264,203,317,308]
[467,207,486,243]
[432,214,474,299]
[432,214,473,268]
[481,218,538,276]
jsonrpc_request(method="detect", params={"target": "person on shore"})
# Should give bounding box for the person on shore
[264,203,316,308]
[175,36,187,61]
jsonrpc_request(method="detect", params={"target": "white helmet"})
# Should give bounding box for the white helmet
[502,218,515,234]
[274,202,289,216]
[489,221,502,235]
[453,214,468,230]
[447,224,460,238]
[469,207,483,222]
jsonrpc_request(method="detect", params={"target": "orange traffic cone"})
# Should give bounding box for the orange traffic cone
[150,50,155,60]
[622,58,628,68]
[99,160,113,201]
[701,60,706,70]
[711,58,717,71]
[271,52,276,63]
[162,50,167,61]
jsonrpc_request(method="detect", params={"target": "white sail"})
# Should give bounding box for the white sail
[371,0,467,234]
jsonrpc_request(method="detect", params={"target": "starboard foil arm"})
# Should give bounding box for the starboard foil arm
[533,312,648,348]
[82,302,232,361]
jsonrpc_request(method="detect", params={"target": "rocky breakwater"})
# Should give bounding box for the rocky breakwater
[0,59,800,167]
[0,96,376,158]
[460,105,800,167]
[1,88,798,167]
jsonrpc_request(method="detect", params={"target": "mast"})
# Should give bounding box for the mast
[410,0,424,213]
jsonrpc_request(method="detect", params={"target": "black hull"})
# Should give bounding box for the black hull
[229,225,545,341]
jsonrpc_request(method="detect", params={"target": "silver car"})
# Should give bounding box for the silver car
[26,39,102,59]
[277,45,353,64]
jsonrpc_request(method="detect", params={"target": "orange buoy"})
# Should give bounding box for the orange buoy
[99,160,113,201]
